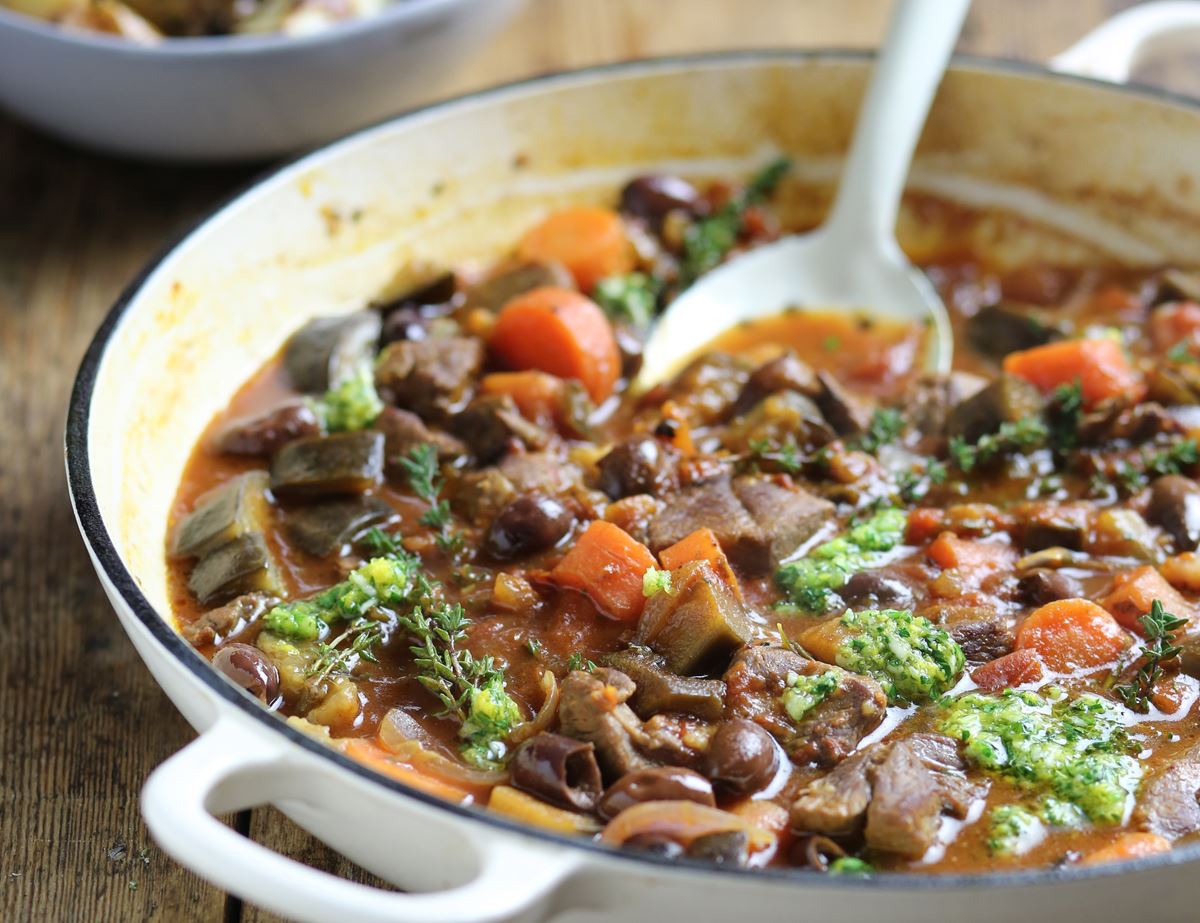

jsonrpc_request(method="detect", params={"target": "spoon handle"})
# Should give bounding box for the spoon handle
[823,0,971,248]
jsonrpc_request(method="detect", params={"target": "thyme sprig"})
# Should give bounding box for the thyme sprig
[1113,600,1187,713]
[397,600,499,722]
[308,617,384,685]
[398,444,463,555]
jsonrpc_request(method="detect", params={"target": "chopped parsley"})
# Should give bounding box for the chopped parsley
[593,272,661,328]
[854,408,906,454]
[948,415,1049,473]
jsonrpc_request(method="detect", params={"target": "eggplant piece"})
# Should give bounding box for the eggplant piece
[377,273,460,346]
[283,496,395,557]
[966,302,1064,359]
[636,560,752,675]
[188,533,282,605]
[171,471,273,559]
[270,432,384,497]
[465,260,574,312]
[283,311,382,393]
[946,373,1044,442]
[604,649,727,720]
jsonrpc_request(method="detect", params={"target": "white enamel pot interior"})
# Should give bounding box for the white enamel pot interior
[65,12,1200,922]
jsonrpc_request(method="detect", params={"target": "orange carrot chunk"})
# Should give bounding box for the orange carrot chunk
[971,649,1045,692]
[658,527,740,597]
[490,286,621,403]
[1098,565,1194,634]
[518,206,633,291]
[927,532,1015,575]
[550,520,658,622]
[1003,338,1145,408]
[1015,598,1130,672]
[480,371,566,428]
[1081,832,1171,866]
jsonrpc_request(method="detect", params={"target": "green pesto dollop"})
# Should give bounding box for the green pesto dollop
[987,804,1044,856]
[939,688,1142,825]
[459,673,524,769]
[835,608,964,704]
[775,508,907,612]
[316,363,383,433]
[780,669,840,722]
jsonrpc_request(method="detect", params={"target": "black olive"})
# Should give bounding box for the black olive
[510,733,603,812]
[618,175,707,229]
[212,643,279,702]
[484,494,573,559]
[1147,474,1200,552]
[703,718,779,795]
[597,767,715,821]
[1017,568,1082,607]
[595,436,677,500]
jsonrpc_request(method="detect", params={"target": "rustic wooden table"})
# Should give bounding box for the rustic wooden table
[1,0,1190,919]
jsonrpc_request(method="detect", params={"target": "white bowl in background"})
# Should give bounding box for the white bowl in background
[0,0,524,161]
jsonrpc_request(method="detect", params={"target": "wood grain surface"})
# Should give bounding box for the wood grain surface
[0,0,1186,919]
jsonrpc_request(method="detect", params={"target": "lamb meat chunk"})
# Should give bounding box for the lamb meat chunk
[814,371,872,436]
[465,260,573,312]
[730,353,819,417]
[270,432,384,497]
[499,451,582,495]
[1017,502,1091,552]
[925,605,1015,663]
[649,477,769,574]
[790,734,987,859]
[947,374,1044,443]
[733,476,835,568]
[966,302,1064,359]
[375,336,483,421]
[724,645,886,767]
[865,734,988,858]
[180,592,279,647]
[374,407,466,476]
[211,400,322,456]
[451,395,550,464]
[557,668,656,781]
[905,372,987,437]
[665,354,751,425]
[283,496,395,557]
[450,468,517,521]
[637,561,752,675]
[1132,740,1200,839]
[283,311,381,394]
[1147,475,1200,552]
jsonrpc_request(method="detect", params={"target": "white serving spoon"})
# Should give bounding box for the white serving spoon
[634,0,971,390]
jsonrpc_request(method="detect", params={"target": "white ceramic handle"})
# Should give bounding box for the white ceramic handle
[142,719,577,923]
[1051,1,1200,83]
[824,0,971,248]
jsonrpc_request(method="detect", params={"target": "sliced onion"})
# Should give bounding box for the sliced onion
[600,800,776,853]
[377,708,509,787]
[508,670,559,747]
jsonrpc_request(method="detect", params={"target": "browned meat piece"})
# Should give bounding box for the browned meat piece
[1132,740,1200,839]
[180,592,279,647]
[606,648,727,721]
[1017,568,1083,607]
[665,354,751,425]
[499,451,582,494]
[1078,401,1180,446]
[451,396,550,464]
[283,496,395,557]
[1017,502,1091,551]
[596,435,680,499]
[729,353,819,418]
[374,407,465,476]
[1147,475,1200,552]
[790,734,987,859]
[465,260,573,311]
[814,371,872,436]
[649,477,769,574]
[733,476,834,567]
[637,561,752,675]
[270,432,384,497]
[904,372,986,436]
[966,302,1064,359]
[283,311,381,394]
[450,468,517,521]
[925,606,1015,663]
[556,668,657,781]
[211,400,322,456]
[947,374,1043,443]
[724,645,886,767]
[375,336,483,420]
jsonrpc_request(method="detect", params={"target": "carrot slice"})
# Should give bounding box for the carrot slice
[1003,338,1145,408]
[1015,598,1130,672]
[490,286,620,402]
[906,508,944,545]
[1098,565,1194,634]
[518,206,633,291]
[927,532,1015,576]
[550,520,657,622]
[480,370,565,427]
[971,649,1044,692]
[1082,832,1171,866]
[340,739,473,804]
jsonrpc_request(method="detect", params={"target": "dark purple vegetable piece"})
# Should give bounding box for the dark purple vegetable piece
[377,273,459,345]
[171,471,273,559]
[597,767,716,821]
[703,718,780,795]
[211,400,322,456]
[212,642,280,702]
[619,175,708,229]
[269,432,384,497]
[596,435,679,500]
[484,494,573,559]
[510,733,604,812]
[283,496,395,557]
[283,311,381,393]
[604,649,727,721]
[465,261,573,312]
[1147,475,1200,552]
[188,532,282,606]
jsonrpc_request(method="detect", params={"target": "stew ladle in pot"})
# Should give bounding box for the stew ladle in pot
[634,0,970,390]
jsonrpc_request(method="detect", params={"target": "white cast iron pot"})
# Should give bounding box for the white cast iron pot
[65,4,1200,920]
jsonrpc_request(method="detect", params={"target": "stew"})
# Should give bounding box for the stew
[168,160,1200,875]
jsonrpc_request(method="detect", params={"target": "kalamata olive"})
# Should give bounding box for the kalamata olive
[731,354,818,416]
[211,400,322,457]
[619,175,707,228]
[597,767,716,821]
[840,571,914,610]
[484,494,573,559]
[687,830,749,867]
[596,436,677,499]
[624,833,687,859]
[1147,474,1200,552]
[1017,568,1082,607]
[510,733,603,812]
[703,719,779,795]
[212,643,279,702]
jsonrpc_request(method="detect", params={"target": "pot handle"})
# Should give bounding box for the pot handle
[141,718,578,923]
[1050,1,1200,83]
